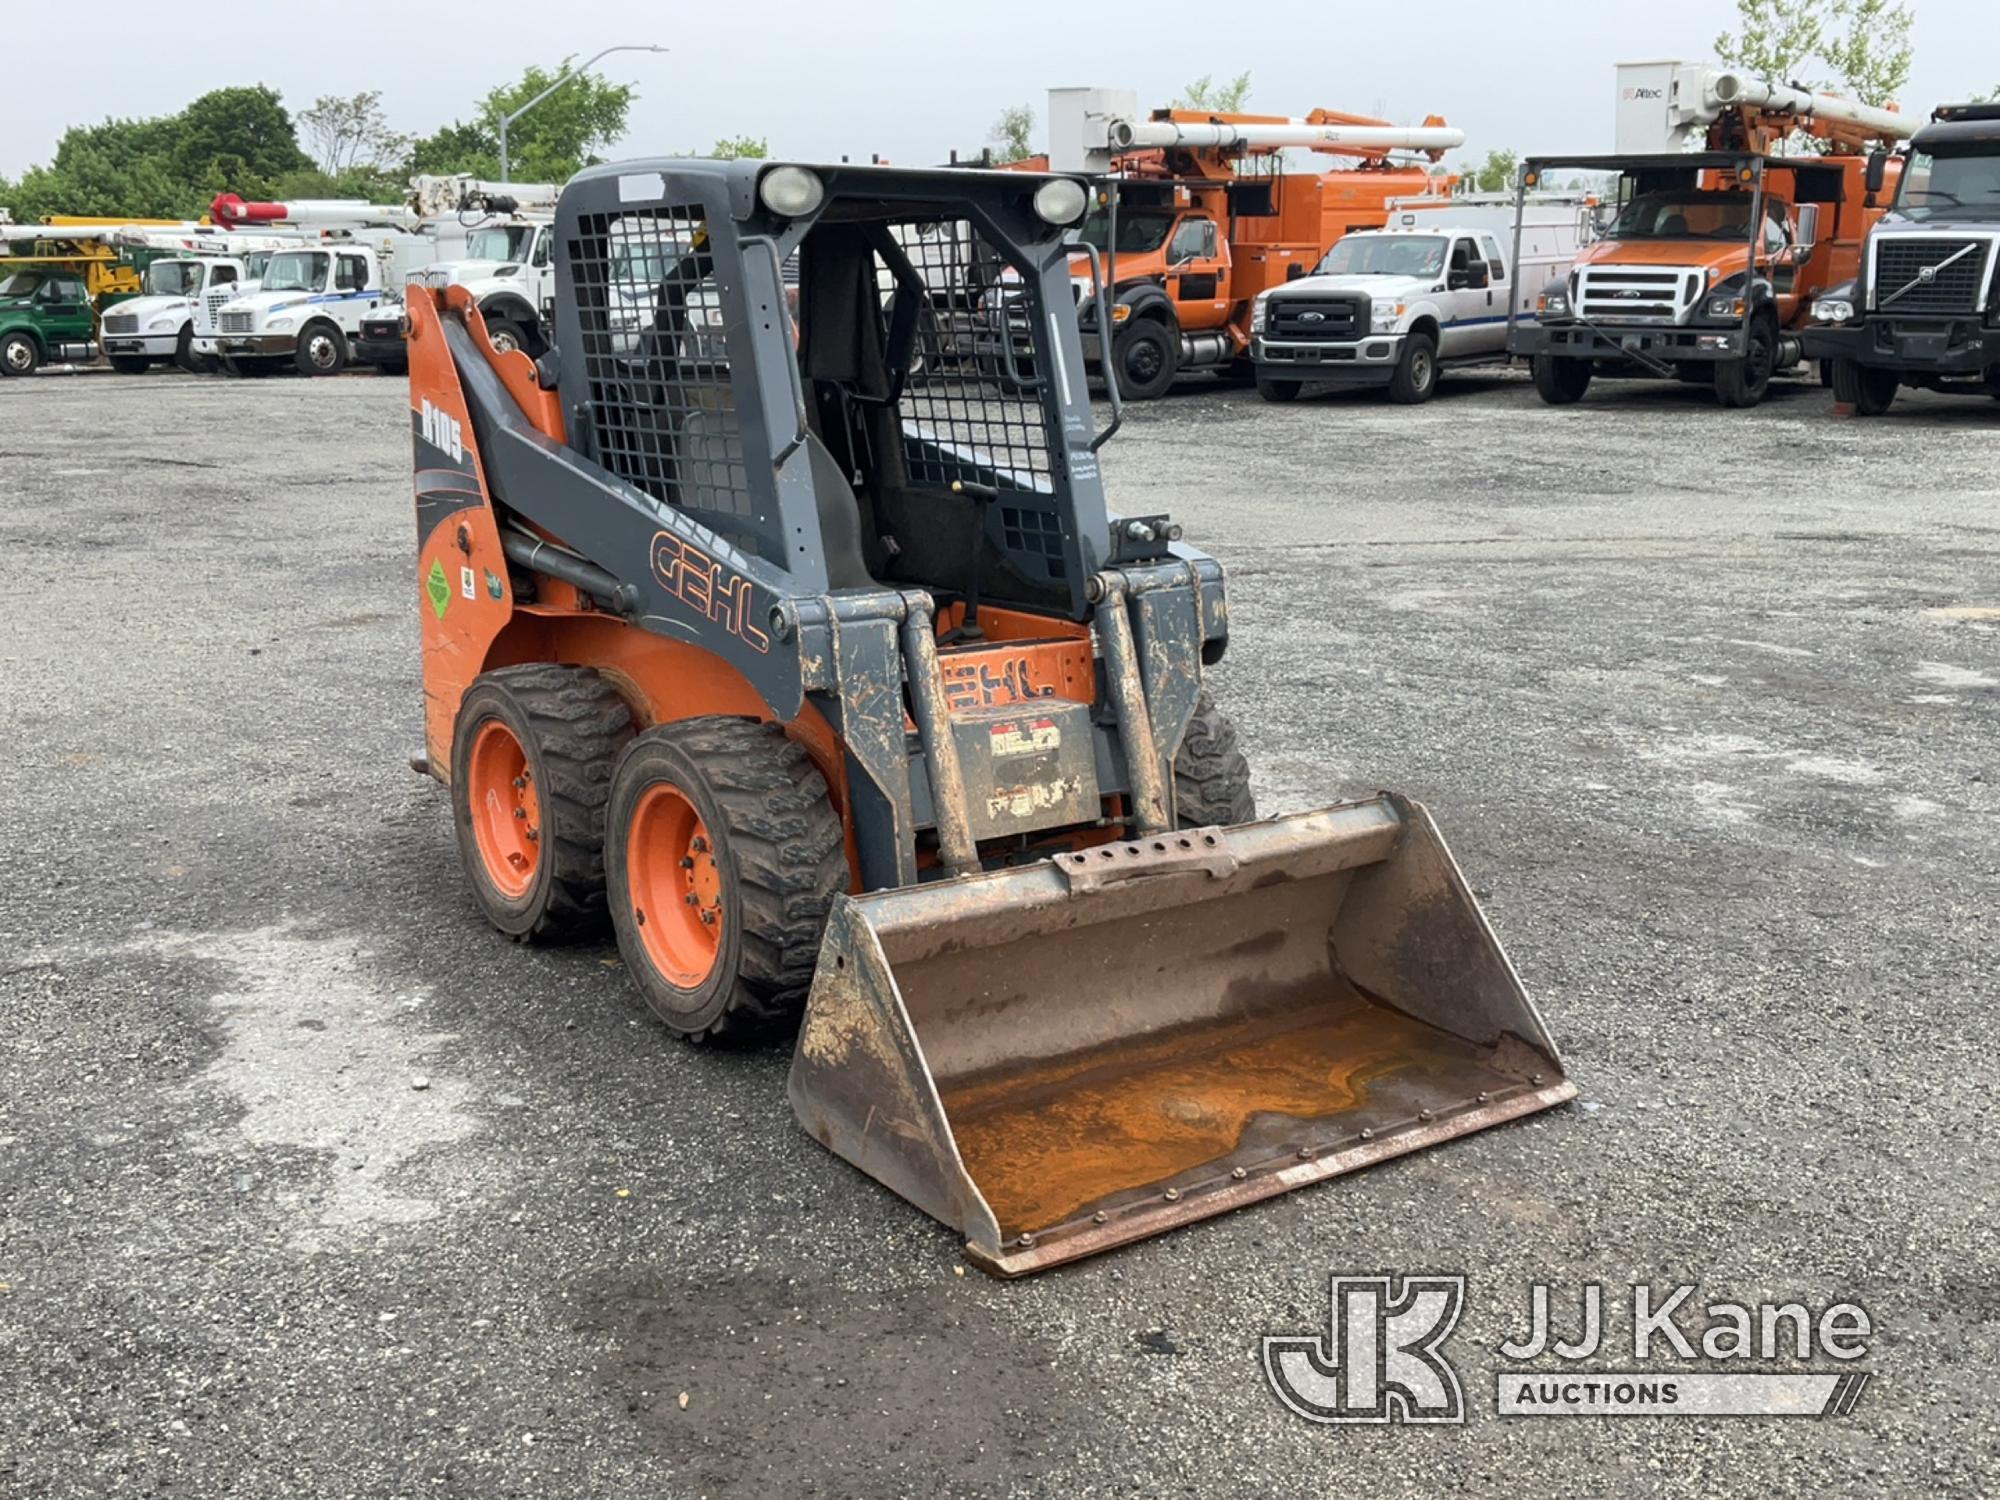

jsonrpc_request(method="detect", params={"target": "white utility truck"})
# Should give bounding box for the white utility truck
[1249,194,1596,402]
[99,235,300,373]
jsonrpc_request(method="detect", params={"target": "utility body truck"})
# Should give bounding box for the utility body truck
[998,88,1466,398]
[1803,101,2000,413]
[1248,194,1595,402]
[97,232,302,372]
[1509,62,1912,408]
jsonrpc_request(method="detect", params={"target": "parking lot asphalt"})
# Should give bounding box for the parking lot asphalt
[2,365,1996,1498]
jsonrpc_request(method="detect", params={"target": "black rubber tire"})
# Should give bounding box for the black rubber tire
[1173,692,1258,828]
[1255,371,1303,403]
[1532,352,1591,405]
[1387,331,1439,405]
[1715,316,1776,408]
[1112,320,1178,401]
[451,665,634,942]
[484,317,542,358]
[1831,358,1898,416]
[175,324,209,375]
[2,332,42,377]
[110,354,152,375]
[294,320,348,377]
[606,718,846,1043]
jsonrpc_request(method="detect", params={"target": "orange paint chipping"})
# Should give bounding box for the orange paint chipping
[938,1002,1495,1235]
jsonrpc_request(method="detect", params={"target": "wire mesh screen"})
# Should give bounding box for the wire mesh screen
[566,206,765,557]
[886,220,1059,495]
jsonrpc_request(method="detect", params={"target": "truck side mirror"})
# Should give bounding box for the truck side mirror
[1286,263,1305,281]
[1864,151,1889,197]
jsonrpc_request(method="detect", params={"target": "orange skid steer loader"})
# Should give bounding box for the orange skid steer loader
[410,158,1573,1275]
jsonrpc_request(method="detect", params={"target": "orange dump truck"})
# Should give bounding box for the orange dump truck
[1005,88,1465,398]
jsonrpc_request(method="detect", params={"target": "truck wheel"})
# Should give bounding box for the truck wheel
[110,355,151,375]
[1831,359,1898,416]
[1112,321,1178,401]
[294,321,348,376]
[1173,692,1257,827]
[483,318,544,359]
[1715,316,1776,408]
[606,718,846,1043]
[1254,372,1303,403]
[175,325,209,374]
[451,665,635,942]
[1387,332,1439,404]
[1,332,41,377]
[1532,353,1591,405]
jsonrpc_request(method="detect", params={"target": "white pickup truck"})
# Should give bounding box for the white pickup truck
[1249,197,1594,403]
[357,218,555,374]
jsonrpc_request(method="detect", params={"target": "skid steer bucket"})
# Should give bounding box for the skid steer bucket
[788,796,1574,1276]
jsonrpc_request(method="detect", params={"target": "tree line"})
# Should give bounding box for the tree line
[0,62,766,223]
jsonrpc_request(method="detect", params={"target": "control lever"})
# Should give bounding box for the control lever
[942,479,1000,643]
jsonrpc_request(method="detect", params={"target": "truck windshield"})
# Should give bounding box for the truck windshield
[1607,191,1762,240]
[466,225,536,261]
[1895,148,2000,219]
[1314,235,1448,277]
[142,261,204,296]
[1073,211,1177,256]
[262,251,329,293]
[0,271,49,298]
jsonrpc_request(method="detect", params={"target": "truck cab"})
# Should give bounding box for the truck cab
[99,255,250,373]
[0,268,96,377]
[1803,102,2000,414]
[214,243,389,376]
[357,218,555,375]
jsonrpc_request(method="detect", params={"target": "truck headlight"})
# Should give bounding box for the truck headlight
[1707,296,1747,319]
[1031,178,1088,226]
[758,166,825,218]
[1370,299,1403,332]
[268,316,293,330]
[148,316,179,330]
[1815,297,1855,325]
[1539,292,1570,318]
[1251,300,1267,333]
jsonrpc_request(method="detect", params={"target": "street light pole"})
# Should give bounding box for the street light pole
[498,44,668,182]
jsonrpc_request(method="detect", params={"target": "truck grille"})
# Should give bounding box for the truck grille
[1871,237,1993,315]
[102,314,139,334]
[1265,297,1363,339]
[1575,266,1700,324]
[221,312,255,334]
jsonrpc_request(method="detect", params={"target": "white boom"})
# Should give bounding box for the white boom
[1708,71,1914,142]
[1615,61,1913,152]
[1107,118,1466,154]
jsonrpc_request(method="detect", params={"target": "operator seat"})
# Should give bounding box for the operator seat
[804,429,877,591]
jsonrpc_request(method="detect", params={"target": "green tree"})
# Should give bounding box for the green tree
[707,135,768,160]
[171,86,312,191]
[406,120,500,179]
[1715,0,1914,105]
[989,105,1035,164]
[1174,72,1252,112]
[1473,149,1519,194]
[478,59,636,181]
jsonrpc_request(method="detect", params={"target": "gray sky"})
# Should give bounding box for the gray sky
[3,0,1993,183]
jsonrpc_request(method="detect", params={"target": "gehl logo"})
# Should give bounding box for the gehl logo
[419,399,465,464]
[1263,1276,1466,1424]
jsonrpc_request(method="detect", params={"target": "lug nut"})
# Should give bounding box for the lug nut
[513,807,527,820]
[685,893,699,905]
[700,910,716,925]
[513,776,527,790]
[680,857,695,869]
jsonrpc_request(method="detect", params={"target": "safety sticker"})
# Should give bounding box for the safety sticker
[989,718,1061,759]
[484,569,504,600]
[460,565,477,600]
[425,558,451,620]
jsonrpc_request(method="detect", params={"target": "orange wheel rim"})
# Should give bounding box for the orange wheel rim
[467,720,541,899]
[627,781,723,987]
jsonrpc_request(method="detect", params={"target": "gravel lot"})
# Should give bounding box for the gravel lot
[2,365,1996,1498]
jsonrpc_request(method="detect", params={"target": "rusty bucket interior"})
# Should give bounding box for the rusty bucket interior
[787,796,1574,1276]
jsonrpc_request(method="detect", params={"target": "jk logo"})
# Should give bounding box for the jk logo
[1263,1275,1467,1424]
